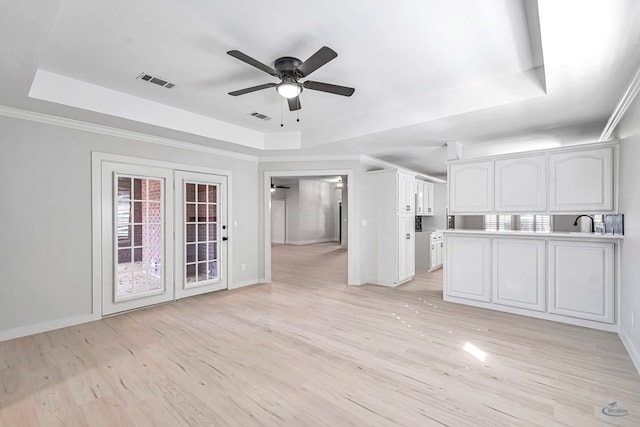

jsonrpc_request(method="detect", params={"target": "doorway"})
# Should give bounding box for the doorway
[97,156,229,316]
[265,172,352,285]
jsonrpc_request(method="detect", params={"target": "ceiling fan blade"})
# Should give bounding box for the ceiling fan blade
[227,50,278,76]
[302,81,355,97]
[296,46,337,77]
[275,185,290,189]
[287,96,301,111]
[228,83,277,96]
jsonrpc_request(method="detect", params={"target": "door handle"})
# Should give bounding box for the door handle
[406,234,410,239]
[406,205,410,211]
[222,237,228,241]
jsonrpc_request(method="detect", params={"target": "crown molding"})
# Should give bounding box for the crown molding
[600,63,640,141]
[359,154,447,183]
[258,154,361,163]
[0,105,259,162]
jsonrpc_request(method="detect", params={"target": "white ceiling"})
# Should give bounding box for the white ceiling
[1,0,640,176]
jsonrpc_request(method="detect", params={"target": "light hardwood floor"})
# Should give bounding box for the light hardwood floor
[1,242,640,426]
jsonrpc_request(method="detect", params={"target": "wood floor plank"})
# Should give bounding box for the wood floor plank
[1,242,639,425]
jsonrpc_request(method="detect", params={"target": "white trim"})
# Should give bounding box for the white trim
[228,279,261,290]
[285,239,339,245]
[360,154,447,183]
[0,314,99,343]
[443,294,618,332]
[91,152,235,317]
[259,154,361,163]
[263,169,359,286]
[447,139,619,165]
[600,63,640,141]
[619,326,640,376]
[0,104,258,162]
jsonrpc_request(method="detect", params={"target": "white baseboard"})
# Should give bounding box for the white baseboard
[0,313,100,343]
[271,240,285,244]
[228,279,260,290]
[619,326,640,376]
[286,238,338,245]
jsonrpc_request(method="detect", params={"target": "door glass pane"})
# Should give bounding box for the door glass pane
[184,181,220,286]
[115,175,163,300]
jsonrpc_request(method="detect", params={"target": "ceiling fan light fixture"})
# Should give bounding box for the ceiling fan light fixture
[277,80,301,99]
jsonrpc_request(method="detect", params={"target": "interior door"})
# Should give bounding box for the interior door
[102,164,174,315]
[175,171,228,299]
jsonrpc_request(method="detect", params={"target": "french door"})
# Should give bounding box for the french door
[101,162,227,315]
[102,164,174,315]
[174,171,228,299]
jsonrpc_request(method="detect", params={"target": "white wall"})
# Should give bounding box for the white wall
[271,199,286,244]
[617,92,640,372]
[0,115,259,337]
[295,179,339,244]
[422,183,448,230]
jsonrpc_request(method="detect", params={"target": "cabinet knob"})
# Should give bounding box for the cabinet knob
[406,234,411,239]
[406,205,410,211]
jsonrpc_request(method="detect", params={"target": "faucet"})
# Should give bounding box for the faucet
[573,215,594,233]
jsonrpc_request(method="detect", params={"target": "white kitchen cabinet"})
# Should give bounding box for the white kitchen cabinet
[435,236,443,266]
[495,155,547,212]
[445,235,491,302]
[415,180,434,216]
[398,215,415,282]
[398,171,416,214]
[549,147,614,212]
[416,181,425,215]
[425,232,443,271]
[492,238,545,312]
[427,182,435,216]
[366,170,416,286]
[448,161,494,214]
[548,240,614,323]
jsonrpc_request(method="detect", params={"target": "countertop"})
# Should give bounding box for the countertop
[442,229,624,239]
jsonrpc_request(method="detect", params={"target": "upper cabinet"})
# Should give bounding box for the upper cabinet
[415,180,434,216]
[495,155,547,212]
[549,147,614,212]
[448,161,494,213]
[448,143,617,215]
[397,171,416,214]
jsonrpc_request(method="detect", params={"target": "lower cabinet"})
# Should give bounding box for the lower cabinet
[548,240,614,323]
[492,239,545,312]
[445,236,491,302]
[398,215,415,283]
[444,234,617,327]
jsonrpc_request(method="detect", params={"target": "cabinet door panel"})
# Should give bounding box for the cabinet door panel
[495,156,546,212]
[427,182,435,216]
[548,241,614,323]
[430,243,437,269]
[549,147,613,212]
[445,236,491,301]
[449,162,494,213]
[492,239,545,311]
[416,181,424,214]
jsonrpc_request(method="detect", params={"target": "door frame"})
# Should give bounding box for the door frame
[91,152,233,317]
[263,169,357,285]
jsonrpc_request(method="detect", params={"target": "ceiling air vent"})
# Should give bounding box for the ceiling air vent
[249,111,272,121]
[137,72,175,89]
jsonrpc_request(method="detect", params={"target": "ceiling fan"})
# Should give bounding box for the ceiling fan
[227,46,355,111]
[270,178,290,192]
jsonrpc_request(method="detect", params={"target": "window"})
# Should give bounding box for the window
[484,215,512,231]
[519,214,551,232]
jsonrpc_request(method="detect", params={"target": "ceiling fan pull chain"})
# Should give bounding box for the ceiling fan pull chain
[297,107,300,123]
[280,98,284,127]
